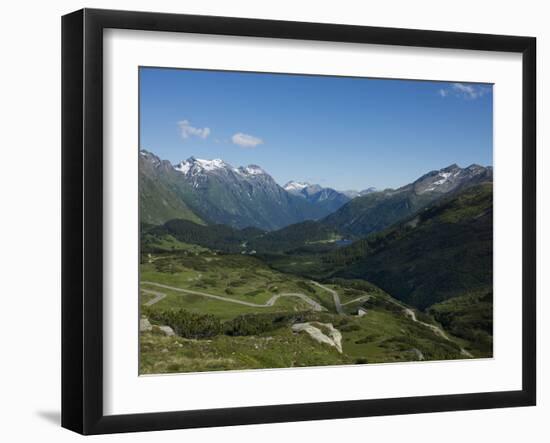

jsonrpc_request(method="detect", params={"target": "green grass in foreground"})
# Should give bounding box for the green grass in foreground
[139,251,487,374]
[140,327,350,374]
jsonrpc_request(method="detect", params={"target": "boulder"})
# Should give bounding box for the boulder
[140,317,152,332]
[158,325,175,337]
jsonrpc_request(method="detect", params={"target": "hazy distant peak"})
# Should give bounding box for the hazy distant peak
[359,187,377,196]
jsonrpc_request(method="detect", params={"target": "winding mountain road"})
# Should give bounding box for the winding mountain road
[142,288,167,306]
[403,307,473,358]
[309,281,344,314]
[141,281,326,311]
[142,280,472,357]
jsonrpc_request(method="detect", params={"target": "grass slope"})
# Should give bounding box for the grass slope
[428,289,493,355]
[139,173,204,226]
[139,153,205,226]
[139,251,476,374]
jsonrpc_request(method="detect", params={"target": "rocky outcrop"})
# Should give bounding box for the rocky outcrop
[292,322,343,353]
[140,317,175,337]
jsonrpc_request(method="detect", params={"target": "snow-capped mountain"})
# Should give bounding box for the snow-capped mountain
[172,157,357,223]
[174,157,229,175]
[173,156,275,191]
[140,150,492,235]
[175,157,268,179]
[140,151,331,230]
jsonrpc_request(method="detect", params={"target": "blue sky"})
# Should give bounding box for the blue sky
[140,67,493,191]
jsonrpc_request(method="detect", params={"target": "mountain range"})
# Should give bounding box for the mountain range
[141,149,492,236]
[140,150,371,230]
[321,163,493,237]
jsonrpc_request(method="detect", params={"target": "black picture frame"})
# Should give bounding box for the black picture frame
[62,8,536,435]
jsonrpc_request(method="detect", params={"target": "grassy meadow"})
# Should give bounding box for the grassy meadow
[139,247,484,374]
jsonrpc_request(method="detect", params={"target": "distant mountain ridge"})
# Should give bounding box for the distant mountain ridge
[140,150,339,230]
[321,163,493,237]
[341,188,377,199]
[284,181,376,202]
[411,163,492,195]
[140,149,492,239]
[283,181,352,214]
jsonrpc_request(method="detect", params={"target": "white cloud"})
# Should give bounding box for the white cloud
[452,83,482,99]
[231,132,264,148]
[177,120,211,140]
[438,83,491,100]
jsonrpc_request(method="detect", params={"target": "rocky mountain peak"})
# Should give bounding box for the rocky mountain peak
[442,163,460,172]
[414,163,492,195]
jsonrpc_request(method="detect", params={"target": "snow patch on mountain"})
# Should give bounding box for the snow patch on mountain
[194,158,227,171]
[238,165,266,176]
[284,181,310,192]
[174,161,191,174]
[417,164,492,194]
[433,172,452,185]
[425,171,455,191]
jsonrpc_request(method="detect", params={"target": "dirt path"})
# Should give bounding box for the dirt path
[403,308,474,358]
[341,295,370,306]
[142,289,167,306]
[141,281,326,311]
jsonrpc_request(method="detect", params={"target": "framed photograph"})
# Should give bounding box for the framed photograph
[62,8,536,435]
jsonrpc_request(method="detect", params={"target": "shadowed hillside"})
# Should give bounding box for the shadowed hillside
[327,184,493,309]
